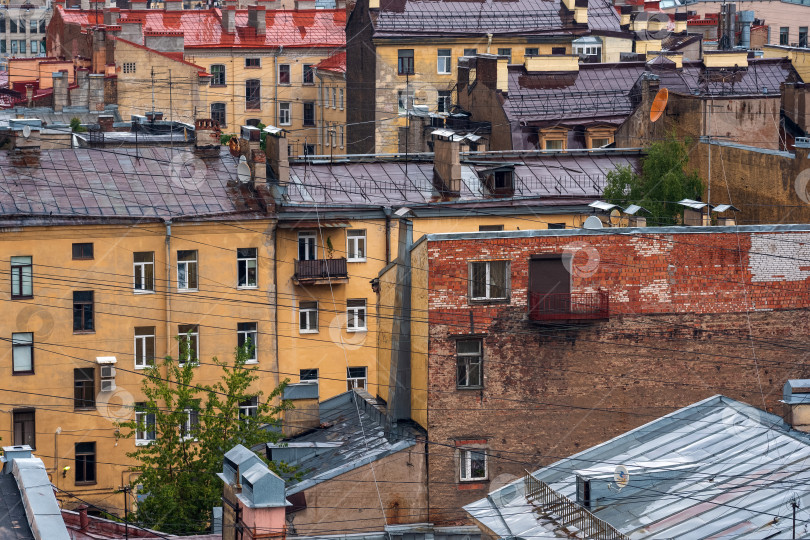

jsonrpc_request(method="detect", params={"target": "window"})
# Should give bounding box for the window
[279,102,291,125]
[73,291,94,332]
[299,301,318,333]
[0,18,5,32]
[10,19,17,33]
[525,47,539,56]
[781,27,789,45]
[19,40,25,54]
[460,448,487,481]
[237,322,258,362]
[75,442,96,484]
[437,90,451,113]
[497,48,512,63]
[13,410,35,448]
[398,49,414,75]
[590,137,610,148]
[30,20,37,33]
[548,223,566,230]
[12,332,33,374]
[437,49,451,74]
[177,250,198,290]
[11,40,17,54]
[39,20,46,33]
[211,102,226,126]
[457,339,483,388]
[332,87,337,109]
[346,229,366,261]
[122,62,136,74]
[347,366,367,390]
[303,101,316,126]
[1,41,5,54]
[303,64,314,84]
[239,396,258,419]
[551,47,566,55]
[245,57,261,68]
[339,125,344,148]
[30,40,38,54]
[72,243,94,260]
[135,403,156,444]
[463,48,477,57]
[304,143,315,156]
[278,64,290,84]
[246,79,261,110]
[134,327,155,369]
[211,64,226,86]
[398,89,414,113]
[800,27,808,48]
[469,261,509,300]
[178,324,199,365]
[479,225,504,232]
[300,368,318,382]
[11,256,32,298]
[545,139,564,150]
[347,299,367,331]
[237,247,258,288]
[74,368,95,409]
[133,252,154,292]
[180,408,200,440]
[339,88,344,109]
[298,232,317,260]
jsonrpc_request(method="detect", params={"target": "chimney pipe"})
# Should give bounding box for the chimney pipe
[432,133,462,193]
[78,505,89,531]
[221,6,236,33]
[248,6,266,35]
[265,128,289,184]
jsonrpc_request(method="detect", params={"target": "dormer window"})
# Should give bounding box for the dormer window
[479,166,515,197]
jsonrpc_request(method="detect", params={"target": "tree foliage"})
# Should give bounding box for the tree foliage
[603,134,704,226]
[117,339,290,534]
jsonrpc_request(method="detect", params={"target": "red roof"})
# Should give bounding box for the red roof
[315,50,345,73]
[57,6,346,49]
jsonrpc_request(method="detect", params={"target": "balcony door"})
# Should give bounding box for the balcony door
[298,232,317,261]
[529,256,569,295]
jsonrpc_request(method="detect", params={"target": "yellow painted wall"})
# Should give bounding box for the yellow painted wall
[409,240,428,429]
[603,36,634,64]
[763,45,810,81]
[0,219,277,516]
[316,70,347,156]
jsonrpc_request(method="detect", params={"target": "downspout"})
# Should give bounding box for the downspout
[486,33,493,54]
[274,46,284,126]
[384,206,392,264]
[165,220,172,359]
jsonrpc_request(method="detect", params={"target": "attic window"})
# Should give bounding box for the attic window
[480,168,514,197]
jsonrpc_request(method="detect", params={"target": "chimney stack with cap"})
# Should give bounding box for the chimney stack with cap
[432,131,462,194]
[221,6,236,33]
[265,127,289,184]
[674,12,688,33]
[248,6,266,35]
[195,119,222,149]
[784,380,810,432]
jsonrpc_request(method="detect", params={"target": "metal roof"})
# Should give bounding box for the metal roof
[465,395,810,539]
[0,474,34,540]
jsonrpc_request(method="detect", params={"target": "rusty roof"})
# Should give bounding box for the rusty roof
[315,50,346,73]
[0,147,273,226]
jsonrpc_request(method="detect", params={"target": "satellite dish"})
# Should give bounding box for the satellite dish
[614,465,630,489]
[237,162,251,183]
[583,215,603,229]
[650,87,669,123]
[609,208,622,226]
[22,125,31,138]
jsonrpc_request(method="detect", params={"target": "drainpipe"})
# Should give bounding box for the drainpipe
[165,220,172,359]
[274,46,284,127]
[486,33,493,54]
[53,427,61,488]
[384,207,392,264]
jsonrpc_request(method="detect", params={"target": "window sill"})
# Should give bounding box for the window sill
[177,288,199,293]
[278,83,291,86]
[210,84,227,88]
[72,257,94,261]
[347,258,367,263]
[12,370,34,376]
[75,407,97,411]
[347,328,367,333]
[468,297,509,304]
[303,83,315,86]
[75,481,98,486]
[279,123,292,127]
[244,359,259,365]
[135,440,154,446]
[134,364,155,370]
[73,331,96,335]
[134,289,156,295]
[299,329,319,334]
[303,124,316,128]
[456,385,483,391]
[11,295,33,300]
[245,66,262,69]
[237,285,258,290]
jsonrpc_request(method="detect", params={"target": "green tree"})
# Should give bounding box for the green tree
[603,134,704,226]
[117,338,290,534]
[70,117,87,133]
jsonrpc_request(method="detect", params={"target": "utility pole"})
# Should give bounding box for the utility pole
[151,67,155,115]
[792,496,799,539]
[118,485,131,539]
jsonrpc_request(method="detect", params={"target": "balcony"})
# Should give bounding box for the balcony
[528,291,609,322]
[293,258,349,285]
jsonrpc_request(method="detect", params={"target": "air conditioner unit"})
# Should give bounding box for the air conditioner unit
[100,380,116,393]
[100,365,116,378]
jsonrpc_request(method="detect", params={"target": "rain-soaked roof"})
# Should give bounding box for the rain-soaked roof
[465,395,810,539]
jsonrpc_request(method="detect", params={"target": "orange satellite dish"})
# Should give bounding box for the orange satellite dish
[650,87,669,123]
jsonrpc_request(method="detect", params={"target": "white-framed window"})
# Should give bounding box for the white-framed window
[456,339,483,388]
[460,448,487,481]
[239,396,258,419]
[178,324,199,365]
[122,62,136,74]
[135,403,156,445]
[300,368,318,382]
[134,326,156,369]
[298,231,317,261]
[299,301,318,333]
[346,229,366,261]
[339,88,344,110]
[437,48,452,74]
[12,332,33,374]
[134,251,155,292]
[398,90,414,114]
[469,260,509,300]
[177,250,198,291]
[327,86,333,108]
[180,408,199,440]
[237,247,258,288]
[278,63,290,84]
[237,322,258,362]
[347,366,367,390]
[339,125,344,148]
[279,102,291,125]
[332,87,337,109]
[437,90,452,113]
[346,299,367,332]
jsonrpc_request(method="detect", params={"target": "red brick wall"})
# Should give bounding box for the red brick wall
[421,229,810,524]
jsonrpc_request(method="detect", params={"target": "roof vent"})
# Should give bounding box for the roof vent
[784,380,810,432]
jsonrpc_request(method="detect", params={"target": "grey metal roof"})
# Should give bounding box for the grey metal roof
[0,147,273,226]
[465,395,810,539]
[650,58,801,97]
[270,390,423,495]
[0,474,34,540]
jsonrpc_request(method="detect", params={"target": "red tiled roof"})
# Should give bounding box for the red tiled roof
[58,6,346,49]
[315,50,345,73]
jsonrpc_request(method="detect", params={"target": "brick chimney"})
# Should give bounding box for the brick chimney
[78,505,89,531]
[264,127,289,184]
[474,54,509,93]
[432,131,462,193]
[195,118,222,149]
[88,73,106,112]
[53,70,69,112]
[103,7,120,25]
[784,380,810,432]
[119,18,144,45]
[247,6,266,35]
[620,5,632,28]
[221,6,236,33]
[98,114,114,132]
[25,84,33,108]
[674,11,688,33]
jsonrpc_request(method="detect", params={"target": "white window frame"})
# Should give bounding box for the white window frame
[437,49,452,74]
[237,247,258,289]
[339,88,344,110]
[177,250,198,291]
[134,327,155,369]
[178,325,199,366]
[133,252,155,293]
[180,408,199,441]
[239,396,258,419]
[299,301,319,334]
[469,260,509,301]
[135,407,156,445]
[237,322,258,363]
[346,229,366,262]
[457,339,483,388]
[459,448,487,481]
[398,90,414,114]
[332,87,337,109]
[298,231,317,261]
[347,366,367,390]
[279,102,291,126]
[346,299,367,332]
[12,332,33,373]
